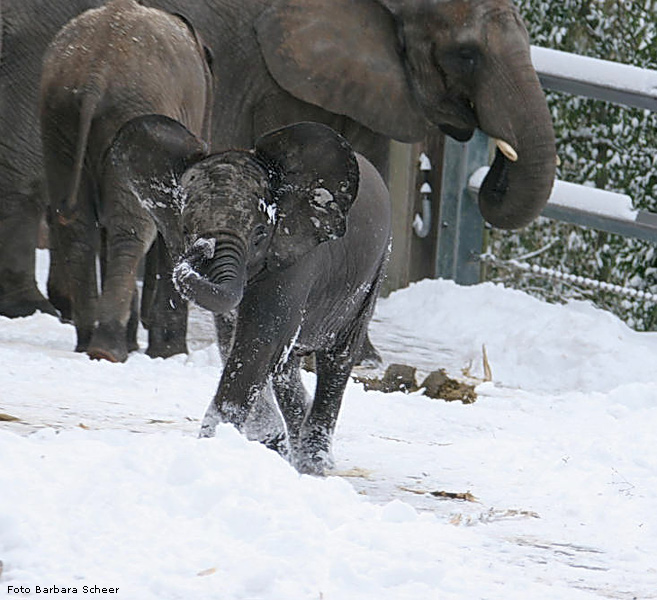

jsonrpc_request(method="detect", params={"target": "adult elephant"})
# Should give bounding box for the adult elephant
[0,0,556,327]
[0,0,104,318]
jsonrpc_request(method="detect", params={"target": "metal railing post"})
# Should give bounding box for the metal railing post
[434,130,490,285]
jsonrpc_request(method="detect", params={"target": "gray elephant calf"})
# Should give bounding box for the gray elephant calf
[109,117,391,475]
[39,0,212,362]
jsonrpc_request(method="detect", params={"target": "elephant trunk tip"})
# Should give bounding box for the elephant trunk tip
[478,147,556,230]
[173,256,245,314]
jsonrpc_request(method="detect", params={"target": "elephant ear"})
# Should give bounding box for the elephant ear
[105,114,208,257]
[255,0,427,142]
[254,122,360,271]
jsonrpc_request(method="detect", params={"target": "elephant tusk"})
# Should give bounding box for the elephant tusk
[494,139,518,162]
[556,154,562,167]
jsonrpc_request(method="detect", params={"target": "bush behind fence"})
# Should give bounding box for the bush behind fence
[487,0,657,330]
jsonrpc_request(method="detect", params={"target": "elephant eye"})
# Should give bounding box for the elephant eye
[458,46,479,67]
[444,44,480,76]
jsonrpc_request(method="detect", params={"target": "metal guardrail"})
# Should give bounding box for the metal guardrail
[468,167,657,244]
[531,46,657,112]
[434,46,657,285]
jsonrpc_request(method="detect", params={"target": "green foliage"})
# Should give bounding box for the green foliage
[487,0,657,329]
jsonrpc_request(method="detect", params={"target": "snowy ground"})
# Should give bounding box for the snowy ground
[1,250,656,599]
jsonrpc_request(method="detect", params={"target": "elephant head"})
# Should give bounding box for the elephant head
[255,0,556,229]
[107,115,359,314]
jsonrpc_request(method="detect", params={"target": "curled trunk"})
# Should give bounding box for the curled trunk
[478,110,556,229]
[476,36,557,230]
[173,234,246,314]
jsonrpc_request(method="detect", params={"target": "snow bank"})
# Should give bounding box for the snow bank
[374,278,657,393]
[0,425,602,600]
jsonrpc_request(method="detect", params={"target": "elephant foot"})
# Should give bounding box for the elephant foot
[74,327,93,353]
[0,295,58,319]
[260,431,290,460]
[292,428,335,477]
[293,448,334,477]
[87,321,129,363]
[0,282,58,319]
[87,347,123,363]
[242,384,290,455]
[146,325,188,359]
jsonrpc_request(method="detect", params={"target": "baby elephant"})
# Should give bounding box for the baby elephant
[109,117,391,475]
[40,0,212,362]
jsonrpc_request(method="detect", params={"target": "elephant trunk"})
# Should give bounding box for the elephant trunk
[173,234,247,314]
[476,46,557,230]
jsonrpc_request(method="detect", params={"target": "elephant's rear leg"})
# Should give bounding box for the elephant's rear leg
[87,231,149,362]
[42,151,100,351]
[87,191,155,362]
[296,270,385,475]
[295,348,356,476]
[144,235,188,359]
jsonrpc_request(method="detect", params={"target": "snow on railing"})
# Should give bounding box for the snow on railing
[469,167,635,221]
[467,167,657,244]
[531,46,657,112]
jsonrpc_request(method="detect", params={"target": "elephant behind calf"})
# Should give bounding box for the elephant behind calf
[3,0,556,368]
[39,0,212,362]
[110,117,391,475]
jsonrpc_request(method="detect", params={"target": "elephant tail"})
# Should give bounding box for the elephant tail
[60,75,105,222]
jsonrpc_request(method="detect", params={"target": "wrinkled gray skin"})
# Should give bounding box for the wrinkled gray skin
[1,0,555,350]
[111,117,391,475]
[39,0,212,362]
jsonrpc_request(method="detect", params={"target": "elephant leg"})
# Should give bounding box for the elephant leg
[145,235,188,359]
[200,297,303,440]
[0,189,57,318]
[96,226,140,351]
[270,354,311,457]
[209,309,293,450]
[242,380,289,457]
[199,346,271,439]
[46,206,74,323]
[50,214,100,352]
[87,187,155,362]
[296,271,385,476]
[140,240,158,331]
[106,232,138,355]
[295,349,354,476]
[42,118,103,348]
[87,231,148,362]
